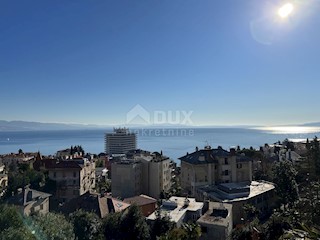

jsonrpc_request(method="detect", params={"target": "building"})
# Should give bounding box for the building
[0,163,8,196]
[124,194,157,217]
[195,181,276,225]
[179,146,252,196]
[0,152,41,168]
[111,159,142,198]
[111,150,175,199]
[47,158,95,202]
[147,196,203,227]
[128,149,174,199]
[105,128,137,155]
[60,192,130,218]
[197,202,233,240]
[8,185,51,216]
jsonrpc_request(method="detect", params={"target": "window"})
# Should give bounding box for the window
[224,170,229,176]
[205,176,208,182]
[73,172,77,178]
[224,158,228,165]
[73,180,76,185]
[40,204,43,210]
[237,163,242,169]
[53,172,56,178]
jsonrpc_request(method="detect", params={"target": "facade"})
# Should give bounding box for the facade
[179,146,252,196]
[105,128,137,155]
[129,150,174,199]
[147,196,203,227]
[47,158,95,202]
[124,194,157,217]
[195,181,276,225]
[0,163,8,196]
[111,160,142,198]
[8,185,51,216]
[111,150,175,199]
[0,152,40,168]
[197,202,233,240]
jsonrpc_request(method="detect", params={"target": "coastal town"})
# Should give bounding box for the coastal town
[0,127,319,239]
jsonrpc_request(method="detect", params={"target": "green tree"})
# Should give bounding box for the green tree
[0,204,24,231]
[119,205,150,240]
[32,212,75,240]
[0,227,37,240]
[0,227,36,240]
[243,204,260,222]
[103,211,122,240]
[272,160,299,208]
[150,209,175,239]
[181,223,201,240]
[70,209,103,240]
[310,136,320,178]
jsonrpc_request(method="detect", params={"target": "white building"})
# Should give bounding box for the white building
[197,202,233,240]
[195,181,276,225]
[147,196,203,227]
[105,128,137,155]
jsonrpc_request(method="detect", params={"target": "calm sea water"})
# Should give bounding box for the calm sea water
[0,127,319,163]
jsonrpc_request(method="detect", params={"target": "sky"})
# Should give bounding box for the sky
[1,0,320,126]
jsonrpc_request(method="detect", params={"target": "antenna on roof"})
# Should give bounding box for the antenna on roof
[204,141,211,150]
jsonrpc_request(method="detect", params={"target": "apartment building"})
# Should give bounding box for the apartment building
[195,181,276,226]
[111,159,142,198]
[129,149,174,199]
[179,146,252,196]
[111,149,175,199]
[147,196,204,227]
[47,158,95,202]
[8,185,51,216]
[105,128,137,155]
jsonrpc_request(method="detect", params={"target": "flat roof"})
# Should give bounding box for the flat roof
[197,202,232,227]
[147,196,203,223]
[198,181,275,202]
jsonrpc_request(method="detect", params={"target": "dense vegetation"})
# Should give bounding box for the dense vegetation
[0,204,202,240]
[232,137,320,239]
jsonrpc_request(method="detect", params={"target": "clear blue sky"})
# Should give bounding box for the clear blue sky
[1,0,319,126]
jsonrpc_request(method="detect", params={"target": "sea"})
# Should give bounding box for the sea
[1,126,320,163]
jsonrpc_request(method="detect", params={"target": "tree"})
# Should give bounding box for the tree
[243,204,260,222]
[119,205,150,240]
[32,212,75,240]
[181,223,201,240]
[150,209,175,239]
[310,136,320,178]
[0,204,24,231]
[70,210,103,240]
[103,211,122,240]
[0,227,36,240]
[272,160,299,208]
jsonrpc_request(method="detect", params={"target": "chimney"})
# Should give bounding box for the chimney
[230,148,236,156]
[202,200,209,214]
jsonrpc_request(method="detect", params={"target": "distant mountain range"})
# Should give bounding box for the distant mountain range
[0,120,110,131]
[0,120,319,131]
[302,122,320,127]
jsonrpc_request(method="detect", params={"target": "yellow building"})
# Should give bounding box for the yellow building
[179,146,252,196]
